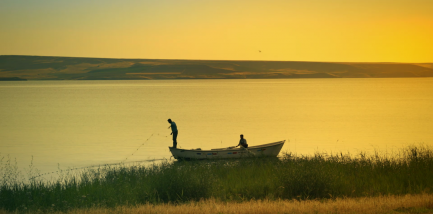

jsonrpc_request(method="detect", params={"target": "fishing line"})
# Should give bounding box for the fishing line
[29,132,165,180]
[120,132,156,164]
[29,158,165,180]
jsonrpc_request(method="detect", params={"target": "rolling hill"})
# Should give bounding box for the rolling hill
[1,55,432,80]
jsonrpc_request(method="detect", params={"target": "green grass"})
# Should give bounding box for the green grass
[1,146,432,212]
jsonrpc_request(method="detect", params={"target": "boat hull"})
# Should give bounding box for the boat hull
[169,140,285,160]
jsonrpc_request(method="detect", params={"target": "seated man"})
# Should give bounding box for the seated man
[237,134,248,148]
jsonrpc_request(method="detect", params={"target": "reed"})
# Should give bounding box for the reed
[0,146,432,212]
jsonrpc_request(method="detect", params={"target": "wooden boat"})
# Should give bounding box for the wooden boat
[169,140,285,160]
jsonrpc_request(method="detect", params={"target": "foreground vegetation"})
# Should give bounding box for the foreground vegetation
[3,194,430,214]
[1,146,432,212]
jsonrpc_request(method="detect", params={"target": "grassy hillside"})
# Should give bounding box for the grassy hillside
[1,55,432,80]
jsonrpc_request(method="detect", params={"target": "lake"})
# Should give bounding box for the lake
[1,78,432,175]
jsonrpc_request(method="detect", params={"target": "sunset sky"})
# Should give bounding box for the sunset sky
[1,0,432,62]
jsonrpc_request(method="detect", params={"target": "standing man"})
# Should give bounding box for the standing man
[167,119,178,148]
[237,134,248,148]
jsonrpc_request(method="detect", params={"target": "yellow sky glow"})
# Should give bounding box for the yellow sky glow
[1,0,432,62]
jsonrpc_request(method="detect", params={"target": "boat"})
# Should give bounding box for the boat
[169,140,285,160]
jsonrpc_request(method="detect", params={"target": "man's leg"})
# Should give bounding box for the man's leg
[173,131,178,148]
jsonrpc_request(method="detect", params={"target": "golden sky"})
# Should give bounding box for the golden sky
[1,0,432,62]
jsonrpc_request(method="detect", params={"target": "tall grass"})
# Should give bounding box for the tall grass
[25,194,433,214]
[1,146,432,212]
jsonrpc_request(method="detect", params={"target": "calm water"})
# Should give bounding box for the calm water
[1,78,432,174]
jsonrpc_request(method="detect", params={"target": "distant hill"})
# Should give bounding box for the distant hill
[1,55,432,80]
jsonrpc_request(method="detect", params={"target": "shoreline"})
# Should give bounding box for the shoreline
[1,55,432,80]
